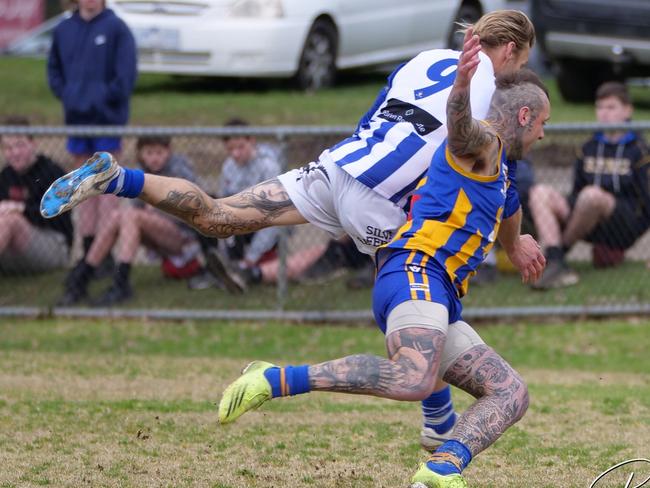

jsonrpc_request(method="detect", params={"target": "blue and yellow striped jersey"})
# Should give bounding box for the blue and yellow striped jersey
[385,137,515,297]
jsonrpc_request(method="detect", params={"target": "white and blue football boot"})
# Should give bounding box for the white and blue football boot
[40,152,120,218]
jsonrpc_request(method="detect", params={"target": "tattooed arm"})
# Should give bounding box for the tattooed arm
[446,28,499,163]
[498,209,546,284]
[139,174,306,238]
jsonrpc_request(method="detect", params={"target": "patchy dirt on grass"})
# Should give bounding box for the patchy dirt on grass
[1,350,648,488]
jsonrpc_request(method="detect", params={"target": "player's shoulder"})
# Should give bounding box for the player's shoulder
[395,48,461,85]
[410,48,461,64]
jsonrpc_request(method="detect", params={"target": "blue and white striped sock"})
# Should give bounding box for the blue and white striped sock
[422,385,457,434]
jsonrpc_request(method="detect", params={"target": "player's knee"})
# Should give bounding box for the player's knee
[389,353,440,400]
[408,371,439,401]
[417,379,441,401]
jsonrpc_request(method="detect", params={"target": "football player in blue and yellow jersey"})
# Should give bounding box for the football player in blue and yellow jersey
[41,10,538,451]
[217,30,550,488]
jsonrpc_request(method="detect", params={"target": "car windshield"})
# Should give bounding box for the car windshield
[4,12,71,57]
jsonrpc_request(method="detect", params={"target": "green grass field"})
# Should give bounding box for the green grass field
[3,56,650,126]
[1,53,649,488]
[0,317,648,487]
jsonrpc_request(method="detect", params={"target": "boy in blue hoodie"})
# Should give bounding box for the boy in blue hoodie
[529,81,650,289]
[47,0,137,267]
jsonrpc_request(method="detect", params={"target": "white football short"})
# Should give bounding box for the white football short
[277,153,407,256]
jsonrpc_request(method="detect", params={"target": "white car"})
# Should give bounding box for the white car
[108,0,505,89]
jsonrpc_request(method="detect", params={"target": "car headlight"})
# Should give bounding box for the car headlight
[228,0,284,18]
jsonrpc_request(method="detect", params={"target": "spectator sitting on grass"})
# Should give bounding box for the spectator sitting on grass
[57,135,201,306]
[0,116,73,275]
[529,81,650,290]
[297,236,374,288]
[191,118,284,290]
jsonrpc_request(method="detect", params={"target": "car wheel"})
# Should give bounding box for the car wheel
[556,59,613,102]
[447,2,482,50]
[296,20,337,91]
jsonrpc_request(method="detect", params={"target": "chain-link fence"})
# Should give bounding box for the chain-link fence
[1,123,649,321]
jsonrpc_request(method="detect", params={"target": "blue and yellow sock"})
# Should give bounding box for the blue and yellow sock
[426,440,472,475]
[263,365,311,398]
[422,385,457,434]
[105,167,145,198]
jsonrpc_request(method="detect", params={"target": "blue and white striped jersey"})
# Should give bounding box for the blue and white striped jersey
[325,49,495,207]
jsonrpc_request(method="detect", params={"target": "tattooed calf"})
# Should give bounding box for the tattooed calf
[443,345,529,456]
[309,328,446,401]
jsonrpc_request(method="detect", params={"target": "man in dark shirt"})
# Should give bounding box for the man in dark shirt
[0,117,73,274]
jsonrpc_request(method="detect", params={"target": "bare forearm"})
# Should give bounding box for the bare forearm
[447,83,494,159]
[497,209,522,254]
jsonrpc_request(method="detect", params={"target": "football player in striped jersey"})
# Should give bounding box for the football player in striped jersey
[41,10,538,454]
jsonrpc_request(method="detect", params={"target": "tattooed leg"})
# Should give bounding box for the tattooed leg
[139,174,307,238]
[308,327,446,401]
[443,345,529,456]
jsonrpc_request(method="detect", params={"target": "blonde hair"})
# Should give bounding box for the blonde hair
[460,10,535,51]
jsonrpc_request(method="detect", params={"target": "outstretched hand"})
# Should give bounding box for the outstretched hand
[507,234,547,284]
[455,27,482,89]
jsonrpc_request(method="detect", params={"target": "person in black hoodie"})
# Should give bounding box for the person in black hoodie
[529,81,650,289]
[47,0,137,272]
[0,116,73,274]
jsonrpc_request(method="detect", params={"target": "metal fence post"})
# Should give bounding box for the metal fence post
[276,132,289,311]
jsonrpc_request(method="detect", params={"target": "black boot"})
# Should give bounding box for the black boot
[92,263,134,307]
[56,261,94,306]
[83,236,114,279]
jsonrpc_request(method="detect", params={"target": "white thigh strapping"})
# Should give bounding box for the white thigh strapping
[385,300,485,380]
[385,300,449,336]
[438,320,486,378]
